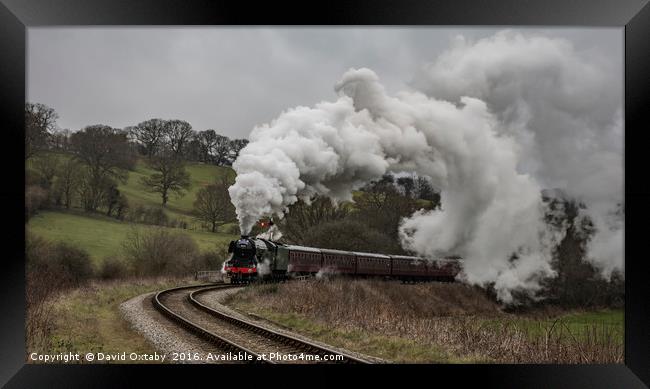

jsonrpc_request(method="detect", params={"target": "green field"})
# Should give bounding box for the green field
[28,152,236,223]
[28,210,237,264]
[27,153,240,264]
[118,160,235,223]
[481,309,624,342]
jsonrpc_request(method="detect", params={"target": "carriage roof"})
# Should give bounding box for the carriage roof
[283,245,322,253]
[320,248,356,255]
[353,251,391,259]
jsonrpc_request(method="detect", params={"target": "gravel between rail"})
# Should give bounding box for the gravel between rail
[119,291,235,364]
[121,283,383,364]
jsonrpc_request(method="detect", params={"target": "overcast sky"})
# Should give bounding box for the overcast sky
[27,27,622,139]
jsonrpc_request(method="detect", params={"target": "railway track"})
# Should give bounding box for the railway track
[152,283,371,364]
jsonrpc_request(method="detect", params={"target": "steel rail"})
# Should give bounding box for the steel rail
[152,283,272,364]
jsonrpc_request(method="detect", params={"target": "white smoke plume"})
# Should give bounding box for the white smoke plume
[230,67,553,302]
[257,258,272,277]
[412,30,623,278]
[315,267,338,280]
[229,31,623,302]
[256,225,283,241]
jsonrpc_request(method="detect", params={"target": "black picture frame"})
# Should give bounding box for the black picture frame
[1,0,648,387]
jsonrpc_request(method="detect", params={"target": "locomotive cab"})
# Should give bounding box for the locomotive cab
[224,236,259,284]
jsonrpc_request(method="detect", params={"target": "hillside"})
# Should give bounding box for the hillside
[28,152,236,220]
[27,154,239,265]
[118,160,236,225]
[28,211,236,265]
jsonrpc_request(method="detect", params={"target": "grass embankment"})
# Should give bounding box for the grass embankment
[27,210,237,265]
[484,309,623,342]
[36,277,196,363]
[226,279,623,363]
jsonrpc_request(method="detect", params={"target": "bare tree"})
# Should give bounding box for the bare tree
[32,153,60,190]
[193,176,236,232]
[103,183,128,218]
[25,102,58,160]
[140,149,191,207]
[183,135,203,161]
[196,129,231,164]
[278,196,350,244]
[196,129,218,163]
[164,119,193,156]
[76,170,113,212]
[396,175,416,198]
[227,138,249,165]
[50,128,72,151]
[70,125,134,211]
[355,179,419,240]
[54,158,81,209]
[413,175,440,205]
[70,125,134,180]
[211,134,231,165]
[129,119,167,157]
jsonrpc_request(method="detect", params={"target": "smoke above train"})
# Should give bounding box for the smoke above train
[228,31,623,303]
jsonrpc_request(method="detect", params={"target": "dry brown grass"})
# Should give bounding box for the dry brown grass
[26,275,193,361]
[26,268,62,352]
[231,279,623,363]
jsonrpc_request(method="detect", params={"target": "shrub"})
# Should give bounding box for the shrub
[193,244,229,270]
[53,244,94,286]
[25,185,48,221]
[25,167,43,187]
[125,205,169,226]
[114,194,130,220]
[126,204,145,223]
[122,227,201,277]
[26,234,94,350]
[223,224,241,235]
[143,206,168,226]
[27,236,94,289]
[98,256,129,280]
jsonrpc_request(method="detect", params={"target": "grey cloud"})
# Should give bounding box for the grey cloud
[28,27,620,139]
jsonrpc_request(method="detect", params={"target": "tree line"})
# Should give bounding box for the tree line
[26,103,249,165]
[274,173,441,254]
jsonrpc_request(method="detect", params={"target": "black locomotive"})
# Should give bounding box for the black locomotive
[223,235,461,284]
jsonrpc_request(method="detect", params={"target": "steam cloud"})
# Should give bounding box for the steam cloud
[229,31,623,302]
[412,31,623,277]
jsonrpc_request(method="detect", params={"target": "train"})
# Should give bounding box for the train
[223,235,461,284]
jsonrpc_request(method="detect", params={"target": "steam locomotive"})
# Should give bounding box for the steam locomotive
[223,235,461,284]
